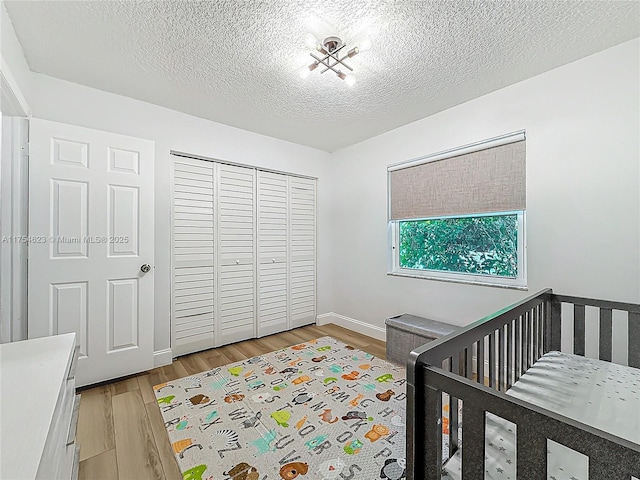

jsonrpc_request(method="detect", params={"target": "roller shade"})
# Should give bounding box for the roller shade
[389,137,526,221]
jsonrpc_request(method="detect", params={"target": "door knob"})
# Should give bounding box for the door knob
[140,264,151,273]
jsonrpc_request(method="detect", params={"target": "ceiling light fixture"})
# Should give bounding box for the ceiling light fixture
[300,35,366,85]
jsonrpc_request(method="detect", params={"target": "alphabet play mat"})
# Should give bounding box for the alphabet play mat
[154,336,441,480]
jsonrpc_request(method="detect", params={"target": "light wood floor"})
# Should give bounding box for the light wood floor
[76,323,386,480]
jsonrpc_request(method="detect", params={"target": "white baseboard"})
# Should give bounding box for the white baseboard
[316,312,386,342]
[154,348,173,368]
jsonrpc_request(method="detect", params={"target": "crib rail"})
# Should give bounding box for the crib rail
[551,294,640,366]
[422,367,640,479]
[407,288,640,479]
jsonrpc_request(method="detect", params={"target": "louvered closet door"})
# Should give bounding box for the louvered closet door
[172,158,215,356]
[217,164,256,345]
[289,177,317,328]
[256,171,289,337]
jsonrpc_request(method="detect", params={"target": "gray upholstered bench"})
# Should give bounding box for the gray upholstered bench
[385,313,458,365]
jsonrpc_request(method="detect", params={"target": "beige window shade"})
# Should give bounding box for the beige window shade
[389,140,525,220]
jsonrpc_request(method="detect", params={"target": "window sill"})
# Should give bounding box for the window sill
[387,271,528,291]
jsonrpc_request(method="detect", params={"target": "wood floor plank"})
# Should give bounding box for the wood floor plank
[172,359,190,378]
[204,351,236,368]
[279,330,310,345]
[145,400,183,480]
[155,363,180,383]
[218,344,246,363]
[111,375,141,396]
[79,448,119,480]
[112,390,165,480]
[234,338,269,358]
[255,334,290,351]
[177,353,211,376]
[367,342,387,359]
[137,374,157,405]
[319,324,372,348]
[76,385,115,461]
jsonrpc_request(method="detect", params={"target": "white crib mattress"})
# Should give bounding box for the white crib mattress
[442,351,640,480]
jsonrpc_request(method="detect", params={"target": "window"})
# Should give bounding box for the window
[393,211,525,286]
[388,132,526,288]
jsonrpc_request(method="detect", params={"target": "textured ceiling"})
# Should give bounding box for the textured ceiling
[5,1,640,151]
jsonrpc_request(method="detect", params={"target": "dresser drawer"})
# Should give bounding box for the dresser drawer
[58,440,79,480]
[68,345,80,380]
[72,444,80,480]
[67,394,81,446]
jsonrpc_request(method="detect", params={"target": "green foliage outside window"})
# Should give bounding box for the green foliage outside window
[399,214,518,277]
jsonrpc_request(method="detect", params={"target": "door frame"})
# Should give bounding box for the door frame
[0,57,30,344]
[0,116,28,343]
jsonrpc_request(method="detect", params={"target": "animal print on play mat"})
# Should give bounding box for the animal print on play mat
[154,336,422,480]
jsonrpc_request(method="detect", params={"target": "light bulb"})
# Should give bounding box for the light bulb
[347,47,359,58]
[316,44,328,55]
[345,75,356,86]
[359,39,372,52]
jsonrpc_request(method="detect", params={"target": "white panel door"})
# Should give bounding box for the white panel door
[171,157,215,356]
[256,171,288,337]
[217,163,255,345]
[28,119,154,387]
[289,177,316,328]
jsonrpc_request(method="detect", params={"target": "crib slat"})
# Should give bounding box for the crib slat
[516,431,546,479]
[532,306,539,363]
[521,313,527,373]
[599,308,613,362]
[544,297,552,353]
[535,303,541,359]
[539,303,545,358]
[461,406,485,478]
[515,315,521,381]
[574,304,586,356]
[506,321,513,389]
[527,308,536,367]
[465,346,473,379]
[551,298,562,351]
[450,355,459,451]
[477,339,485,385]
[630,312,640,368]
[522,312,531,373]
[424,385,443,479]
[488,331,495,389]
[498,326,505,391]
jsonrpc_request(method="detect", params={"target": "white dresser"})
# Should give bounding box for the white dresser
[0,333,81,480]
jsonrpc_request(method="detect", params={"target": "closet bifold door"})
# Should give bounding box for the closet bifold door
[216,164,256,345]
[256,171,289,337]
[171,157,215,356]
[289,177,317,328]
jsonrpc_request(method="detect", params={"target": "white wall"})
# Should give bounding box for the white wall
[25,73,333,354]
[1,3,31,115]
[328,38,640,333]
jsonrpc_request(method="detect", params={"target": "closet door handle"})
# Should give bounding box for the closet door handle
[236,260,240,265]
[140,264,151,273]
